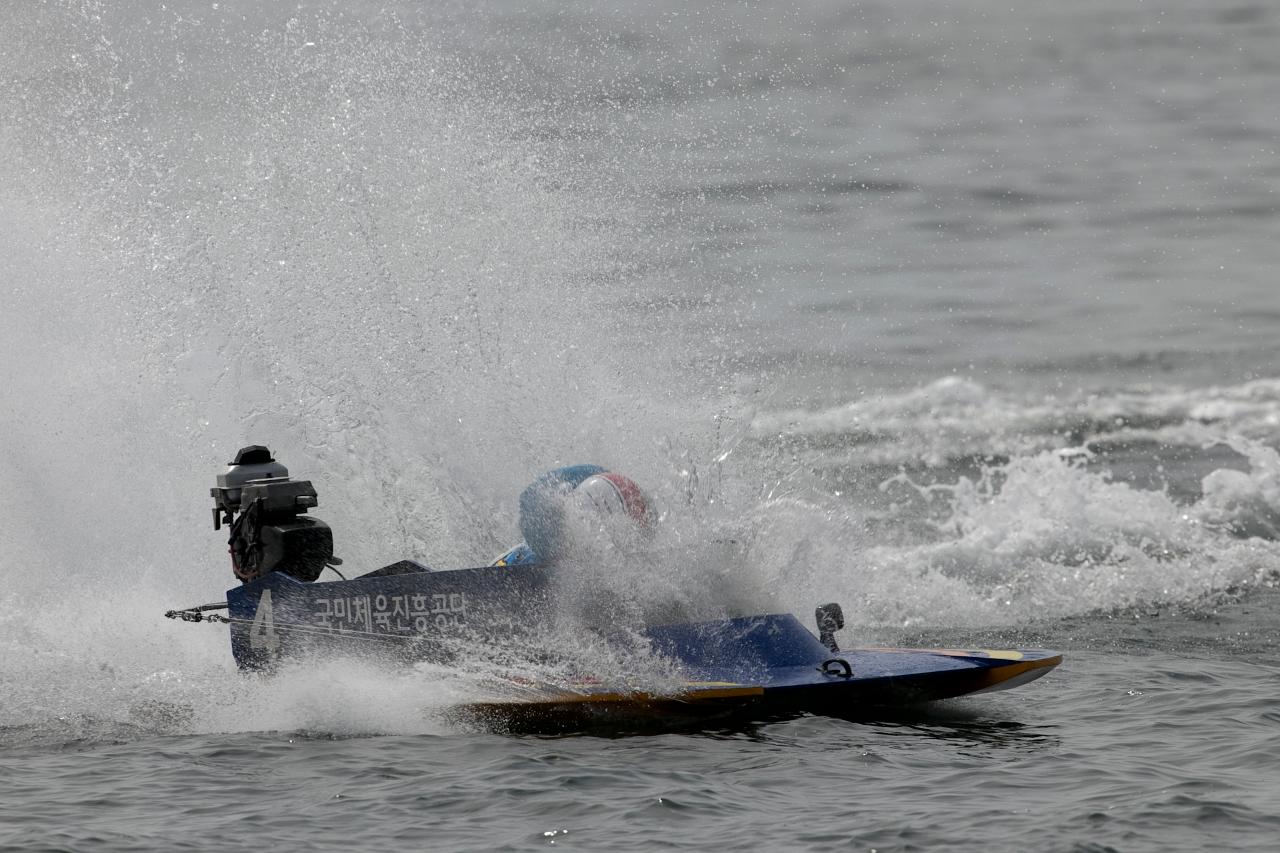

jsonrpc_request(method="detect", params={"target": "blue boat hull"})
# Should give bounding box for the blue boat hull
[225,564,1061,729]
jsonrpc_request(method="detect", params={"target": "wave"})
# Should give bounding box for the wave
[737,377,1280,631]
[752,375,1280,467]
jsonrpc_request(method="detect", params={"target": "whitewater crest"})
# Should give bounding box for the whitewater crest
[716,377,1280,630]
[857,448,1277,626]
[751,376,1280,468]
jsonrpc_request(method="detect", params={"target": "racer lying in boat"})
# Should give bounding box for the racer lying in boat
[490,465,653,567]
[208,446,652,582]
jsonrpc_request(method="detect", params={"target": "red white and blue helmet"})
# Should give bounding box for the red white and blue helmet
[571,472,651,527]
[517,464,652,561]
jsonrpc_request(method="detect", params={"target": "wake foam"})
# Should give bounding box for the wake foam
[752,376,1280,467]
[863,449,1280,627]
[1197,441,1280,539]
[741,378,1280,631]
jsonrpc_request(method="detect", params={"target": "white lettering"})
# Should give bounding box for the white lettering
[249,589,281,653]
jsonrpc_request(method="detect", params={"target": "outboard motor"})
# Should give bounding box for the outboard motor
[211,445,341,583]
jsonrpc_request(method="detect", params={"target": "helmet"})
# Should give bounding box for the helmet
[572,473,651,527]
[518,465,652,561]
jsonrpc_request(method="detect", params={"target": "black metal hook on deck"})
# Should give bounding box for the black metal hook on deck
[818,657,853,679]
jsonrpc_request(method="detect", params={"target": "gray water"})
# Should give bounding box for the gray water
[3,1,1280,850]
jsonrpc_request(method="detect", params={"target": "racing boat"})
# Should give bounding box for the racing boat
[167,446,1062,731]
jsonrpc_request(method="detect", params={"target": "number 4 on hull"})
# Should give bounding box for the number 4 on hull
[249,589,281,653]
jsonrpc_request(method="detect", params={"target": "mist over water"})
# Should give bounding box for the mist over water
[0,2,775,741]
[4,5,702,566]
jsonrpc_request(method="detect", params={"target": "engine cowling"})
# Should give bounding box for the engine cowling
[212,445,338,583]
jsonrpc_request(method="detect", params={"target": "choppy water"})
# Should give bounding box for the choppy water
[3,1,1280,850]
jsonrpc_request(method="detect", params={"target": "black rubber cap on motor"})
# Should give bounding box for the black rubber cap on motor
[232,445,274,465]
